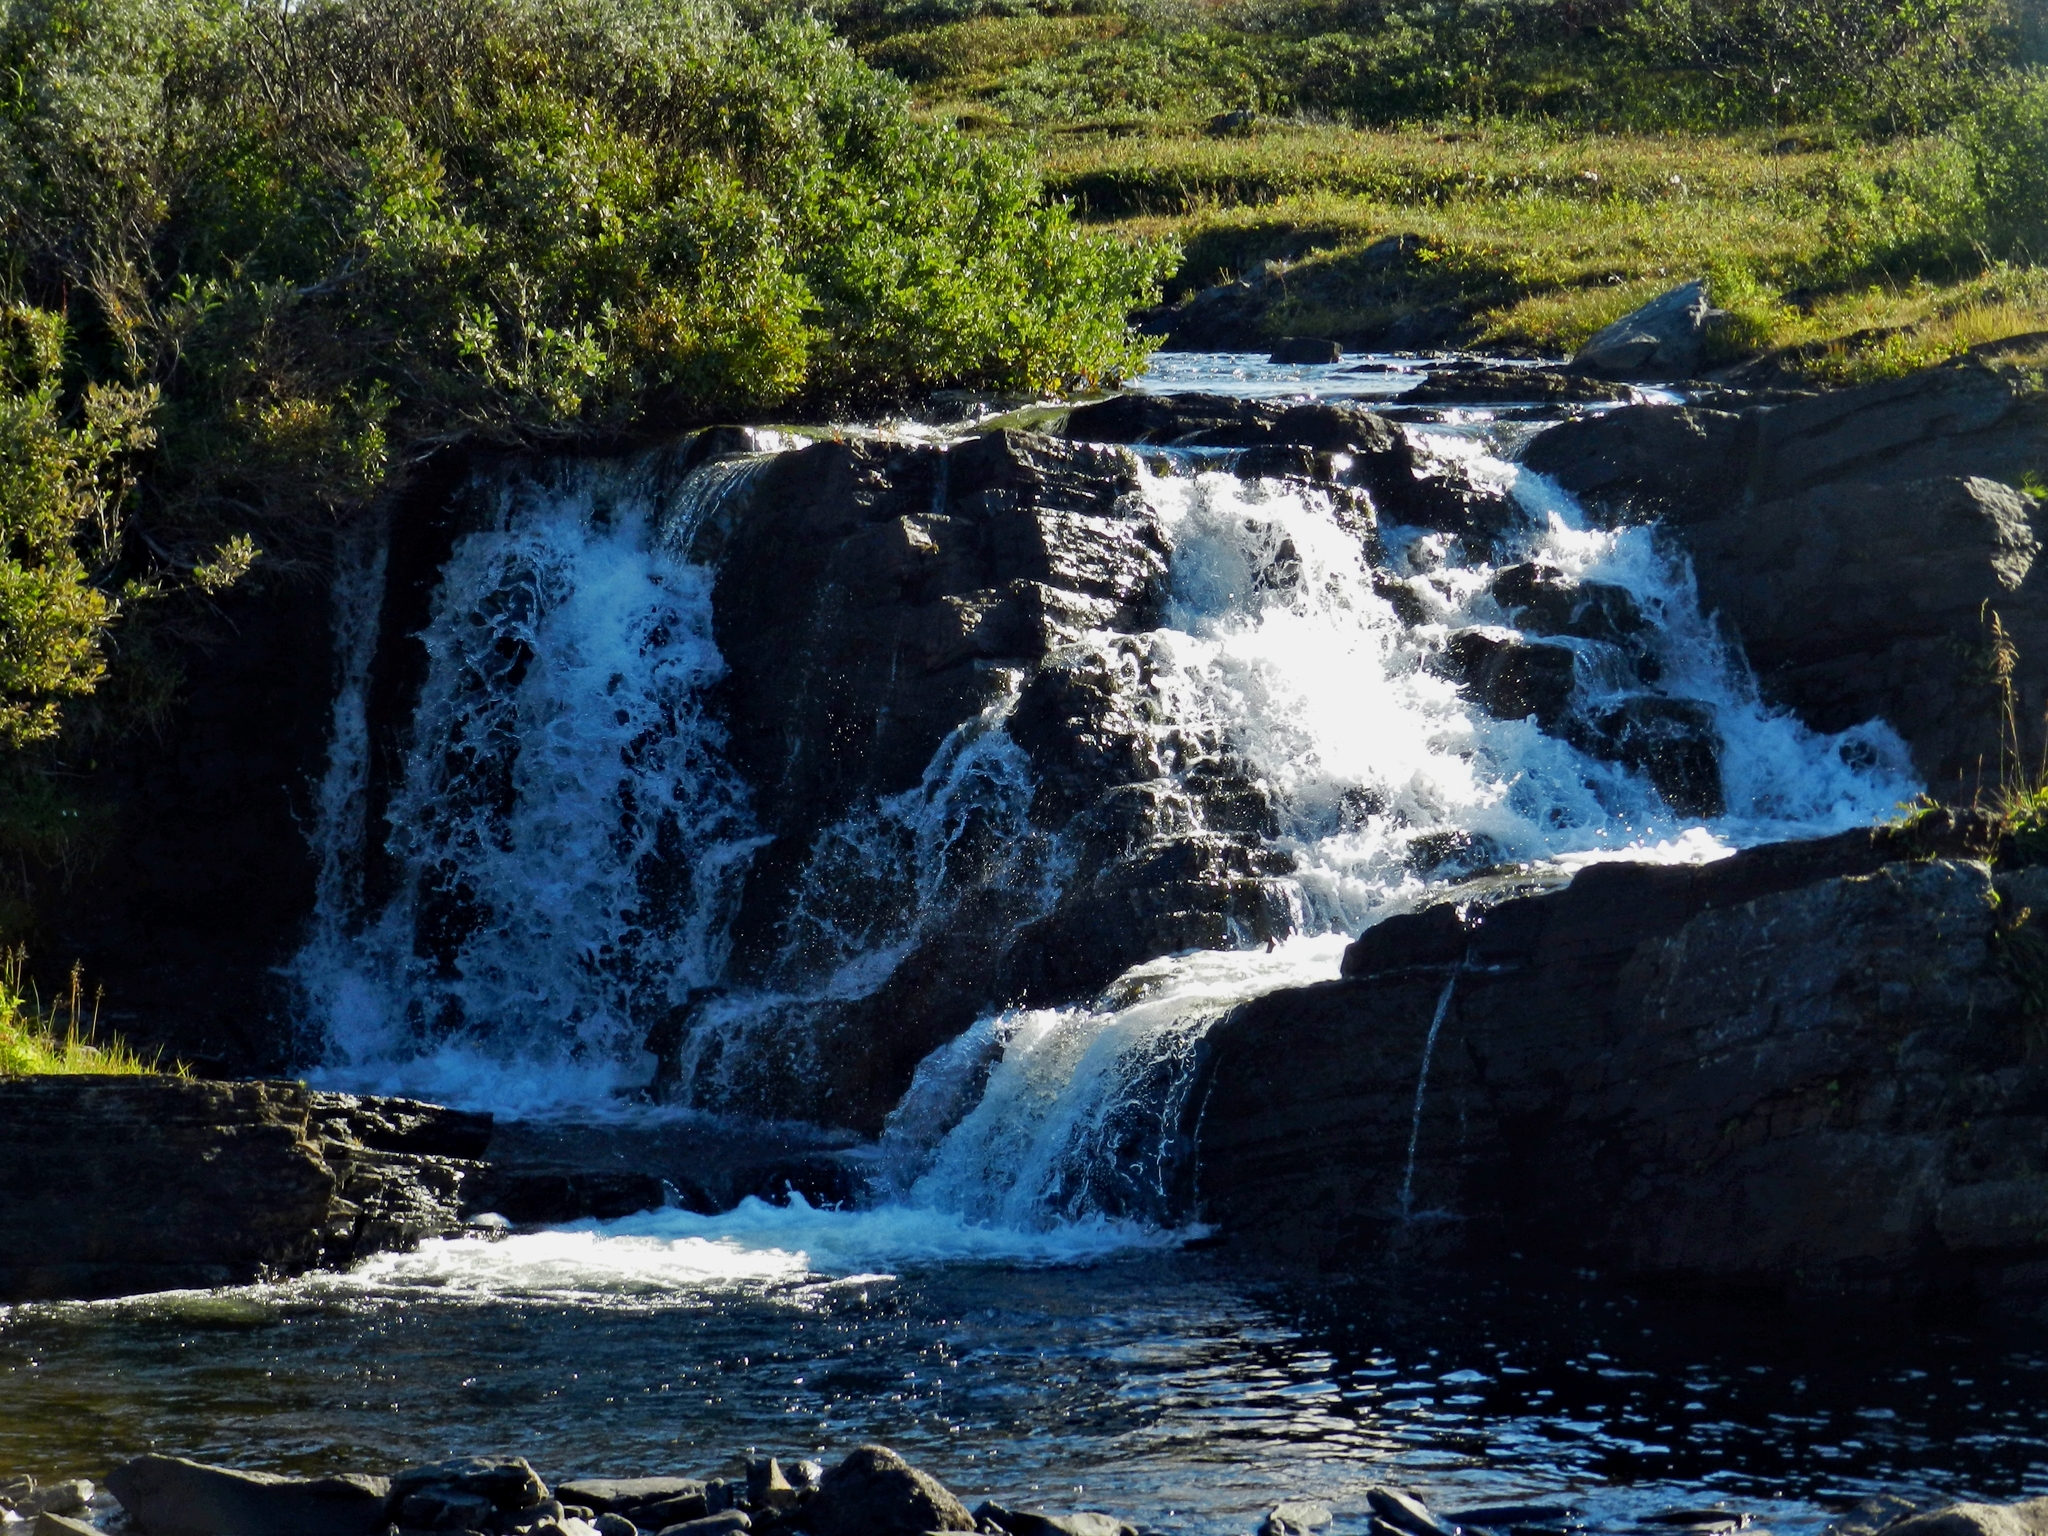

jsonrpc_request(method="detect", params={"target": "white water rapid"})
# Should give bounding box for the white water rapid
[293,378,1921,1268]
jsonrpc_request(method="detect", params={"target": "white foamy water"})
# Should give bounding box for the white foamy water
[296,456,764,1111]
[292,387,1921,1272]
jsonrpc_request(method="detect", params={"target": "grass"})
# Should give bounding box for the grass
[1018,119,2048,370]
[0,948,169,1076]
[847,10,2048,378]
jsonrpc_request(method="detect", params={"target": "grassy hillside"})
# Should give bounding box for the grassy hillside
[827,0,2048,373]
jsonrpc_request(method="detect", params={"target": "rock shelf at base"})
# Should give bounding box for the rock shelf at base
[4,1447,2044,1536]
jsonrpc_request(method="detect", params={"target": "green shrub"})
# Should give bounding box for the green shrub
[0,0,1172,740]
[1957,68,2048,262]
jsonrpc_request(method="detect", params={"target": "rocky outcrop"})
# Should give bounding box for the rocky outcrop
[661,428,1305,1130]
[0,1078,490,1302]
[1523,362,2048,784]
[1193,815,2048,1302]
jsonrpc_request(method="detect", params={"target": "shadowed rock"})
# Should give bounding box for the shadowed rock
[803,1447,975,1536]
[107,1456,390,1536]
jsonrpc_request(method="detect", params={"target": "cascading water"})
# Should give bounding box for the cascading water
[294,453,770,1112]
[293,381,1920,1233]
[861,429,1918,1231]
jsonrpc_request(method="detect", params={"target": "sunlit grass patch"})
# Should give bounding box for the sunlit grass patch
[0,948,170,1076]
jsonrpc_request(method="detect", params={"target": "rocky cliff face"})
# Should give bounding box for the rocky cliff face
[1524,361,2048,786]
[0,1078,490,1301]
[1193,818,2048,1304]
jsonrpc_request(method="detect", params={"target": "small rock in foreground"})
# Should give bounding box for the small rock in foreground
[804,1446,976,1536]
[1263,1501,1336,1536]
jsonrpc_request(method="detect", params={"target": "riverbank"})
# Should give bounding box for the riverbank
[7,1441,2047,1536]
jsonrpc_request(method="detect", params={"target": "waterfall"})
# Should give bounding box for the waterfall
[1400,961,1464,1223]
[294,450,771,1113]
[291,396,1922,1234]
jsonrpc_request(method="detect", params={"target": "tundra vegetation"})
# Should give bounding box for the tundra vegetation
[826,0,2048,369]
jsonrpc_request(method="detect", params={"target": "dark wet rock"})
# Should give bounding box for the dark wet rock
[1370,1489,1459,1536]
[1262,1501,1336,1536]
[1270,337,1342,364]
[1520,406,1749,525]
[391,1459,550,1515]
[1493,563,1645,647]
[591,1517,639,1536]
[1340,904,1469,978]
[629,1490,714,1530]
[1574,696,1724,817]
[400,1486,498,1529]
[803,1446,975,1536]
[745,1461,797,1512]
[1441,629,1579,728]
[654,1515,750,1536]
[1201,813,2048,1299]
[1402,368,1632,406]
[1574,280,1725,380]
[460,1167,668,1226]
[108,1455,391,1536]
[0,1080,488,1303]
[1876,1499,2048,1536]
[559,1481,707,1518]
[1682,475,2040,788]
[1522,362,2048,787]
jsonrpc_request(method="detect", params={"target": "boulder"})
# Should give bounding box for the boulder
[0,1080,488,1302]
[389,1458,549,1515]
[557,1480,706,1517]
[1262,1501,1336,1536]
[34,1517,100,1536]
[592,1517,639,1536]
[1680,474,2041,786]
[1573,696,1724,817]
[1520,362,2048,786]
[1492,563,1646,647]
[106,1455,391,1536]
[802,1447,975,1536]
[1572,280,1725,379]
[1369,1489,1457,1536]
[1270,337,1342,365]
[1402,368,1632,406]
[1440,629,1579,728]
[986,1511,1138,1536]
[1878,1500,2048,1536]
[653,1515,749,1536]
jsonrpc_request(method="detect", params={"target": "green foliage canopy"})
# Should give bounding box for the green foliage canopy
[0,0,1170,743]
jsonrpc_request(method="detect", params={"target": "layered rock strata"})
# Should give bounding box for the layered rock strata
[0,1078,490,1302]
[1193,816,2048,1302]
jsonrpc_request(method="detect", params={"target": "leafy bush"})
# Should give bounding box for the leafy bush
[1957,68,2048,262]
[0,0,1170,737]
